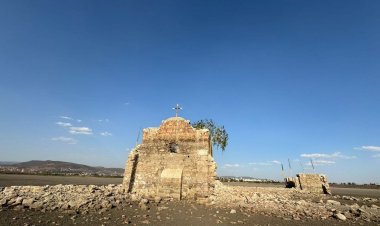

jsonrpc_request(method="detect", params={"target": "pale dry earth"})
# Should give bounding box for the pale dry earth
[0,201,364,226]
[0,175,380,225]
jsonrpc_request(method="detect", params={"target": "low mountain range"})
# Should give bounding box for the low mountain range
[0,160,124,177]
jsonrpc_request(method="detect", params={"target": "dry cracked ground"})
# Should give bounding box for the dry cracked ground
[0,181,380,226]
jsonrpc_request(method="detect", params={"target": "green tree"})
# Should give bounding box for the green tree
[192,119,229,151]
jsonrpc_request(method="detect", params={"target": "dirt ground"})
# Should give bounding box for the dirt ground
[0,200,376,226]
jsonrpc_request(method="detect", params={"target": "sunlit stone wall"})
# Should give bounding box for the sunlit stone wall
[123,117,216,201]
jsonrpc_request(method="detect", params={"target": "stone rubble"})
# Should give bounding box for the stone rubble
[0,184,130,213]
[209,181,380,223]
[334,213,347,221]
[0,182,379,224]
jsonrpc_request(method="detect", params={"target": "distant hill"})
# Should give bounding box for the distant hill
[0,161,19,165]
[12,160,94,169]
[0,160,124,177]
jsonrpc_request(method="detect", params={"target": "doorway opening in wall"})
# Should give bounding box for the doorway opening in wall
[286,181,296,188]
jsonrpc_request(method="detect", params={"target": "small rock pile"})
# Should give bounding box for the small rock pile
[0,184,130,213]
[210,181,380,223]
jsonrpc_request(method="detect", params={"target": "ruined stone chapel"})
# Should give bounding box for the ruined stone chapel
[123,112,216,201]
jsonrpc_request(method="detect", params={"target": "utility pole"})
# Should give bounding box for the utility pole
[281,162,285,179]
[310,159,316,173]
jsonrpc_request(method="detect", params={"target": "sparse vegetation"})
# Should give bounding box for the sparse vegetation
[192,119,229,151]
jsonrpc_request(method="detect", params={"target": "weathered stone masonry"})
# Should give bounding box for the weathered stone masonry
[285,173,331,194]
[123,117,217,201]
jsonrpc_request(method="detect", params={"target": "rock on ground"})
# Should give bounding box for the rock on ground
[0,182,380,223]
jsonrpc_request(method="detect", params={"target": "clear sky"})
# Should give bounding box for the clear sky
[1,1,379,184]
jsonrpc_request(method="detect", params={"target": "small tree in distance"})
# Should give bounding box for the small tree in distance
[192,119,229,151]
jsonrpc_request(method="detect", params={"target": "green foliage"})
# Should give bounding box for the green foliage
[192,119,229,151]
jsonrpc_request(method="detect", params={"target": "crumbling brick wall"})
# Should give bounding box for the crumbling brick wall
[123,117,216,201]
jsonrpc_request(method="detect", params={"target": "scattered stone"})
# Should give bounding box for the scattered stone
[358,208,368,213]
[30,201,44,210]
[14,197,23,205]
[22,198,35,207]
[139,203,148,211]
[296,200,307,205]
[335,213,347,221]
[363,197,377,202]
[154,196,161,204]
[0,184,131,214]
[140,199,149,205]
[326,200,341,206]
[157,206,168,211]
[0,179,379,224]
[0,198,7,206]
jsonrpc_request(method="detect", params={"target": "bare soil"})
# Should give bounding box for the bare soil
[0,201,374,226]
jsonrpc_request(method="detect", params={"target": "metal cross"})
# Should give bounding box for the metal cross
[172,104,182,117]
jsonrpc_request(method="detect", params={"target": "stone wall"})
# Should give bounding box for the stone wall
[123,117,216,201]
[285,173,331,194]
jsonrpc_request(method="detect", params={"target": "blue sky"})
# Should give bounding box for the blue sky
[1,1,379,183]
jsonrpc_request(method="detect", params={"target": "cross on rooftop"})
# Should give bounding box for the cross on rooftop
[172,104,182,117]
